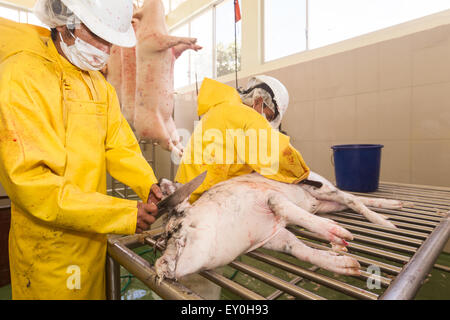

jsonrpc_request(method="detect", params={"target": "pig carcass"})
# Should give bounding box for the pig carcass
[107,0,201,156]
[155,172,407,282]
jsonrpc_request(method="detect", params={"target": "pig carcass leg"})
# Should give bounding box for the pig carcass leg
[267,193,354,246]
[262,228,361,276]
[106,46,123,103]
[302,172,398,228]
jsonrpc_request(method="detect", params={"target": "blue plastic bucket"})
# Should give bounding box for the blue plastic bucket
[331,144,384,192]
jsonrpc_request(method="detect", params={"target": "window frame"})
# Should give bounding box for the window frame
[262,0,450,63]
[170,0,242,90]
[262,0,309,63]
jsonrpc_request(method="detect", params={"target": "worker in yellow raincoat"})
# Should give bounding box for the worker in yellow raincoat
[0,0,162,300]
[176,76,311,202]
[174,75,311,300]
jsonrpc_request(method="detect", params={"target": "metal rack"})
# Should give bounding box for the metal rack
[109,141,162,200]
[106,181,450,300]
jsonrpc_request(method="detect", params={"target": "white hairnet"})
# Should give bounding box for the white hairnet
[33,0,80,28]
[239,78,277,115]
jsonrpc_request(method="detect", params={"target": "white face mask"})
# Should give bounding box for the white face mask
[59,30,110,71]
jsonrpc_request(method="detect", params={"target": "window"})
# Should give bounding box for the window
[0,3,48,28]
[19,10,27,23]
[171,1,242,89]
[26,12,47,27]
[309,0,450,49]
[162,0,170,15]
[172,24,190,89]
[215,0,242,78]
[264,0,307,62]
[190,9,213,86]
[264,0,450,61]
[0,6,19,22]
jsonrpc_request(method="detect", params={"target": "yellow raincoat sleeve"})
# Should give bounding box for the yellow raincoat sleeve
[229,105,310,184]
[0,55,139,235]
[104,82,157,202]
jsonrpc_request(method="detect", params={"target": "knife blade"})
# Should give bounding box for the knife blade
[154,171,207,220]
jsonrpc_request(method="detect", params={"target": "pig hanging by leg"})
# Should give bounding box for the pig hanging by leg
[106,7,138,124]
[106,46,123,103]
[120,45,137,126]
[133,0,202,156]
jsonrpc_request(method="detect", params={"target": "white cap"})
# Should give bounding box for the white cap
[34,0,136,48]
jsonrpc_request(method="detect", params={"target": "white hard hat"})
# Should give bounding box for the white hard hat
[34,0,136,47]
[249,75,289,129]
[62,0,136,47]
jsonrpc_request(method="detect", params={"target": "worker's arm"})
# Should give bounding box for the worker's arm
[232,106,310,184]
[104,82,158,203]
[0,57,138,235]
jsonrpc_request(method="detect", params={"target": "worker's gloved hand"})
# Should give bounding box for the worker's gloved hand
[136,202,157,234]
[147,183,163,205]
[135,184,163,234]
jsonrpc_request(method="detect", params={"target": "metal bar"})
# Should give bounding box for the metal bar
[301,240,402,275]
[434,264,450,273]
[201,270,266,300]
[372,207,445,220]
[380,214,450,300]
[377,189,450,200]
[229,260,326,300]
[337,211,439,228]
[376,187,450,204]
[378,189,450,199]
[107,238,203,300]
[113,190,126,199]
[356,187,450,201]
[358,270,391,288]
[368,187,450,203]
[247,251,378,300]
[144,237,266,300]
[322,215,429,239]
[152,142,157,170]
[105,253,121,300]
[379,181,450,193]
[266,276,303,300]
[365,208,443,222]
[335,232,418,254]
[353,192,450,211]
[144,237,322,300]
[290,228,411,264]
[335,222,423,247]
[329,212,434,233]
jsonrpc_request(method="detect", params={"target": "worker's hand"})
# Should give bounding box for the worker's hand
[136,202,157,234]
[135,184,163,234]
[148,183,163,205]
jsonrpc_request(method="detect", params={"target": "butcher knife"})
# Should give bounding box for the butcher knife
[154,171,207,220]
